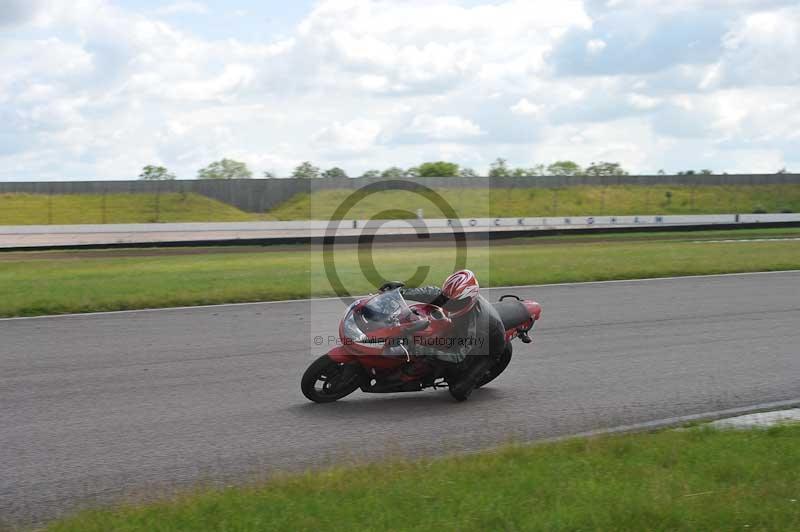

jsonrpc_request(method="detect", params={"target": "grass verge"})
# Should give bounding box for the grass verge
[46,425,800,531]
[2,185,798,224]
[0,236,798,317]
[266,184,800,220]
[0,193,257,224]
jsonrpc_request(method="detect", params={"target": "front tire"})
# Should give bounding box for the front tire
[301,355,361,403]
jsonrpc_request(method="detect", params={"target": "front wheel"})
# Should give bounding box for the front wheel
[301,355,361,403]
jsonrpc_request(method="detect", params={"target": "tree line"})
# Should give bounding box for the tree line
[139,159,741,180]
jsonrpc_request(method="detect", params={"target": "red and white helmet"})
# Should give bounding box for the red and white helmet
[441,269,480,318]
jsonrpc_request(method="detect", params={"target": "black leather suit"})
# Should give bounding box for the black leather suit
[401,286,506,363]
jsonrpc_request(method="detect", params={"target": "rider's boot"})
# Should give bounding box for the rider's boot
[449,355,492,399]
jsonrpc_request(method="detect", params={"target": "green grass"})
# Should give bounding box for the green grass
[0,193,258,224]
[0,236,798,317]
[2,185,798,224]
[46,424,800,531]
[479,226,800,244]
[265,184,800,220]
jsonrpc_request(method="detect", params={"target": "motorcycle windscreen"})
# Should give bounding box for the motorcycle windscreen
[342,290,417,343]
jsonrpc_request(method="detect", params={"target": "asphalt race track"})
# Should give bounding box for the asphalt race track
[2,271,799,525]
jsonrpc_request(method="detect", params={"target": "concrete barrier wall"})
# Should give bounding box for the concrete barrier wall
[1,174,799,213]
[3,213,799,249]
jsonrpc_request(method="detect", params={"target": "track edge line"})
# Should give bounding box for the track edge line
[1,269,798,321]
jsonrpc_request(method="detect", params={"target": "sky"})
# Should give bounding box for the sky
[1,0,799,181]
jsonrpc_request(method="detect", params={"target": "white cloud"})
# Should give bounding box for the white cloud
[0,0,46,27]
[356,74,389,92]
[594,0,797,15]
[532,118,668,171]
[152,2,209,16]
[0,0,799,180]
[407,114,483,140]
[717,5,800,86]
[159,64,256,102]
[295,0,590,94]
[628,93,661,110]
[311,120,383,153]
[510,98,543,116]
[586,38,607,54]
[0,38,93,82]
[698,61,723,89]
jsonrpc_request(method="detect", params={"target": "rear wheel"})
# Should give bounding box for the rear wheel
[475,344,513,388]
[301,355,361,403]
[449,385,472,402]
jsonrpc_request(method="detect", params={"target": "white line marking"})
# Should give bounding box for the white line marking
[0,269,798,322]
[447,398,800,462]
[556,398,800,441]
[708,408,800,429]
[486,269,800,291]
[691,237,800,244]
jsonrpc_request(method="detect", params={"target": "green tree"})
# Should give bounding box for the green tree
[459,167,479,178]
[322,167,348,179]
[381,167,406,179]
[512,164,546,177]
[361,169,381,178]
[678,169,713,176]
[197,159,252,179]
[292,162,321,179]
[488,158,511,178]
[405,167,421,178]
[547,161,583,176]
[139,165,176,181]
[263,170,277,178]
[417,161,459,177]
[585,162,628,176]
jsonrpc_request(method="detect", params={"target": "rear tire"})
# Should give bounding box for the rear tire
[475,344,513,389]
[301,355,361,403]
[449,384,473,402]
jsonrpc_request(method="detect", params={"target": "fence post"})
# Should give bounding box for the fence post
[208,183,214,221]
[552,189,558,216]
[102,188,107,224]
[600,186,606,214]
[178,181,186,220]
[155,183,161,222]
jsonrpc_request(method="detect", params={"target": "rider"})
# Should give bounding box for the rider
[400,270,506,398]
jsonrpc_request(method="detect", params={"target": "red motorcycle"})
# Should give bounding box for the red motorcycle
[301,286,542,402]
